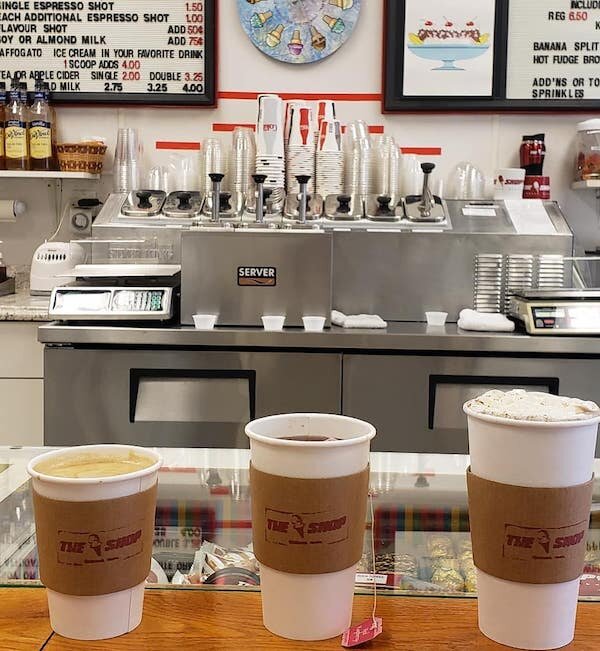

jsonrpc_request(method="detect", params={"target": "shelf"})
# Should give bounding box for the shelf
[572,180,600,190]
[0,170,100,180]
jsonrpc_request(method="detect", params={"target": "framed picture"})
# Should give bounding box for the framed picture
[384,0,600,112]
[383,0,508,111]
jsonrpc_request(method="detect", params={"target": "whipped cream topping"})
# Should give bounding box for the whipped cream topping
[465,390,600,422]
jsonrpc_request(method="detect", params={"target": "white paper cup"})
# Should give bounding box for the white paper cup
[192,314,217,330]
[425,311,448,326]
[302,316,326,332]
[246,413,375,641]
[262,315,285,331]
[464,408,600,650]
[27,445,162,641]
[494,168,526,200]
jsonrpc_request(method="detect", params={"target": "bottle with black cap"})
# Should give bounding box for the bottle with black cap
[30,74,53,171]
[0,81,6,170]
[5,75,28,170]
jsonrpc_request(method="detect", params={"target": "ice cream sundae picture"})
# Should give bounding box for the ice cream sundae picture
[407,16,491,71]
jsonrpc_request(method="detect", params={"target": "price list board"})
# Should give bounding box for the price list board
[383,0,600,111]
[0,0,216,105]
[507,0,600,105]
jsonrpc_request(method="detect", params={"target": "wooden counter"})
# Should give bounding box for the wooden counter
[4,587,600,650]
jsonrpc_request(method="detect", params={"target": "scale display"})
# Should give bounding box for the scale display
[532,305,600,331]
[50,287,172,320]
[0,0,216,105]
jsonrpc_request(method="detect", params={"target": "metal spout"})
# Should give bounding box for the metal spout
[296,175,311,223]
[209,173,224,222]
[418,163,435,220]
[252,174,267,223]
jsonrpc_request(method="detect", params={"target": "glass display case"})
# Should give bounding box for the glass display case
[2,448,600,599]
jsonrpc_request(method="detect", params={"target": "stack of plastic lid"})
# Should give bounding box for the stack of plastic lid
[316,119,344,197]
[286,104,315,193]
[256,94,285,190]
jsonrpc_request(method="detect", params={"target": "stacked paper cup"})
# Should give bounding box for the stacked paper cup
[464,390,600,650]
[286,104,315,194]
[316,119,344,198]
[256,94,285,191]
[247,414,376,641]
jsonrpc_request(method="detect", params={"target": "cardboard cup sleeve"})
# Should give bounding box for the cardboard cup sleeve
[250,465,369,575]
[467,469,593,584]
[33,483,157,596]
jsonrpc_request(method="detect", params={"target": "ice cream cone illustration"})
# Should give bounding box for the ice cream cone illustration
[328,0,354,9]
[288,29,304,56]
[250,10,273,28]
[265,24,284,48]
[322,14,345,34]
[310,26,326,51]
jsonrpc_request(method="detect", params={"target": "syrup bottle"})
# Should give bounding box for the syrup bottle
[5,76,28,171]
[0,82,6,171]
[30,76,53,171]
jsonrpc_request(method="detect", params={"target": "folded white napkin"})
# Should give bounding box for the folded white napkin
[457,309,515,332]
[332,310,387,329]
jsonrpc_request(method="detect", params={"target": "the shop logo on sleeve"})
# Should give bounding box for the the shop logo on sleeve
[237,266,277,286]
[265,509,349,546]
[57,523,145,566]
[503,522,587,562]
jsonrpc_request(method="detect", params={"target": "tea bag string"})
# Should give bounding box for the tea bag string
[369,490,377,624]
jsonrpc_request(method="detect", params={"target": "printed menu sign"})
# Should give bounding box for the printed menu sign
[507,0,600,101]
[0,0,216,105]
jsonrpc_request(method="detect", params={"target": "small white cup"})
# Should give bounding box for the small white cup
[426,311,448,326]
[262,316,285,331]
[193,314,217,330]
[302,316,326,332]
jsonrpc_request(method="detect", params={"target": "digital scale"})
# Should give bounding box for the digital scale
[48,264,180,322]
[509,289,600,335]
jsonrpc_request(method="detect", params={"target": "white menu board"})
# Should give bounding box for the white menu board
[0,0,216,105]
[507,0,600,100]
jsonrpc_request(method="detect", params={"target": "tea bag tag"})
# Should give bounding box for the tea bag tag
[342,491,382,647]
[341,617,383,647]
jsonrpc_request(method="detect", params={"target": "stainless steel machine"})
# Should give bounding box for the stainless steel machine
[180,228,332,327]
[40,188,578,450]
[92,191,573,323]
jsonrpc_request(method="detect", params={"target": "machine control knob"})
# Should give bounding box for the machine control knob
[336,194,352,214]
[376,195,393,215]
[421,162,435,175]
[209,173,225,183]
[252,174,267,185]
[136,191,152,209]
[219,192,232,212]
[177,193,192,210]
[296,174,311,185]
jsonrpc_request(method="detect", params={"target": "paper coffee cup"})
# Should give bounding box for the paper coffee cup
[494,168,526,200]
[246,413,375,641]
[465,408,599,650]
[27,444,162,641]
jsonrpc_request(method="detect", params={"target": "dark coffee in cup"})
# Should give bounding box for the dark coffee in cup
[279,435,341,442]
